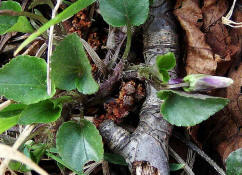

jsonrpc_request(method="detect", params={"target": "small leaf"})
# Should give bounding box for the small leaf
[157,90,229,126]
[104,153,127,166]
[226,148,242,175]
[99,0,149,27]
[56,120,104,173]
[18,99,62,125]
[155,52,176,83]
[0,55,55,104]
[0,1,34,34]
[0,104,26,118]
[8,16,34,34]
[52,33,99,94]
[0,115,19,134]
[29,143,46,163]
[169,163,185,171]
[159,70,170,83]
[10,141,46,173]
[15,0,96,55]
[156,52,176,71]
[9,145,32,172]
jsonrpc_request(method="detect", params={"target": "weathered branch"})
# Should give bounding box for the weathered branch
[99,0,180,174]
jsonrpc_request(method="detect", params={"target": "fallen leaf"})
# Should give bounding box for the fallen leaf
[202,0,239,75]
[174,0,218,75]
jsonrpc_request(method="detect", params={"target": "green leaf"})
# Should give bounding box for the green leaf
[9,141,46,173]
[155,52,176,83]
[0,103,25,134]
[0,55,55,104]
[7,16,34,33]
[29,143,46,163]
[18,99,62,125]
[157,90,229,126]
[0,115,19,134]
[0,104,26,118]
[158,70,170,83]
[9,145,32,172]
[15,0,96,55]
[46,152,83,175]
[99,0,149,27]
[169,163,185,172]
[104,153,127,166]
[0,1,34,34]
[52,33,99,94]
[156,52,176,71]
[226,148,242,175]
[56,120,104,173]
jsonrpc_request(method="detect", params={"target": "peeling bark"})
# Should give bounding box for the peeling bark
[99,0,179,174]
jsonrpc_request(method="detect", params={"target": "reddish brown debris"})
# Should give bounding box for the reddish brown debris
[69,10,91,37]
[94,80,145,127]
[65,10,107,51]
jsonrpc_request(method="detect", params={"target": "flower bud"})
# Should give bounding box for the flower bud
[183,74,233,92]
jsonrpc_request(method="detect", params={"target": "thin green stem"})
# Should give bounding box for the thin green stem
[122,24,132,60]
[0,10,48,24]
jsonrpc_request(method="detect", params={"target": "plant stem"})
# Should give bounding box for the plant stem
[0,100,12,111]
[122,24,132,60]
[47,0,62,96]
[0,10,48,24]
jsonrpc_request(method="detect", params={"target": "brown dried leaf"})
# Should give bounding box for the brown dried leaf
[174,0,218,75]
[227,63,242,126]
[202,0,239,75]
[215,62,242,162]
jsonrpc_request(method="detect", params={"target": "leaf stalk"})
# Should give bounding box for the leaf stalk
[0,10,48,24]
[122,24,132,60]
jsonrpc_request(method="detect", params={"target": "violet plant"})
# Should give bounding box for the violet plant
[0,0,239,174]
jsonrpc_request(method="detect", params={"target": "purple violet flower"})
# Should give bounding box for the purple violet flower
[183,74,233,92]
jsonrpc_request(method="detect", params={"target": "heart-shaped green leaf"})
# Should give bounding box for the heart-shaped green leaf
[52,33,99,94]
[0,1,34,34]
[0,55,55,104]
[99,0,149,27]
[226,148,242,175]
[157,90,229,126]
[56,120,104,173]
[18,99,62,125]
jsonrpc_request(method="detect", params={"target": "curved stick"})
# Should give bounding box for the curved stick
[99,0,180,174]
